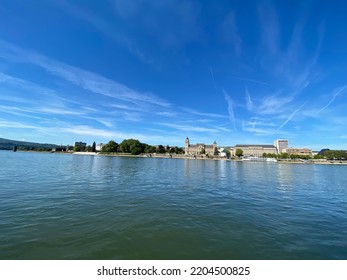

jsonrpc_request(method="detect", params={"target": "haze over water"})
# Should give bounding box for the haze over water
[1,151,346,259]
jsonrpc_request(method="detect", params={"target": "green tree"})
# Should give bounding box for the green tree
[157,145,166,154]
[120,139,143,155]
[280,153,289,159]
[200,148,205,155]
[91,142,96,153]
[102,140,119,153]
[73,145,81,152]
[85,145,92,152]
[144,144,156,153]
[222,148,231,157]
[235,148,243,158]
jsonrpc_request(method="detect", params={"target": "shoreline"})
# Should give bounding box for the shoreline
[5,150,347,165]
[72,152,347,165]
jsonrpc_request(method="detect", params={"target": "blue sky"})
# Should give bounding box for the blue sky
[0,0,347,149]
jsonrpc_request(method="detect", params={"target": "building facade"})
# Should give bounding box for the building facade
[283,148,312,156]
[96,143,104,152]
[185,137,217,155]
[274,139,289,154]
[233,144,278,157]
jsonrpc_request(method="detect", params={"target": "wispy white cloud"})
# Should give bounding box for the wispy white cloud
[60,124,184,145]
[56,0,201,64]
[242,127,275,136]
[258,3,280,54]
[258,94,294,115]
[220,12,242,55]
[230,76,270,86]
[277,102,307,130]
[38,107,85,116]
[223,90,236,130]
[245,88,254,111]
[62,125,117,138]
[159,122,219,133]
[155,111,178,117]
[0,119,39,129]
[318,85,347,113]
[181,108,227,119]
[209,67,218,95]
[0,40,171,110]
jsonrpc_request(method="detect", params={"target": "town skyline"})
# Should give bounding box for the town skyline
[1,1,347,150]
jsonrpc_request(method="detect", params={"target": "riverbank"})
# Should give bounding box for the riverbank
[80,152,347,164]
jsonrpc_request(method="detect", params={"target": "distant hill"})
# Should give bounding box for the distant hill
[0,137,58,150]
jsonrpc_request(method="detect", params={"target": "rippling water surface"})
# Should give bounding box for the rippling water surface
[1,151,346,259]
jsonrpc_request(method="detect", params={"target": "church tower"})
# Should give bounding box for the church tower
[213,140,218,155]
[185,137,190,155]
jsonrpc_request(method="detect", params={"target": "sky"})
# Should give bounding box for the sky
[0,0,347,150]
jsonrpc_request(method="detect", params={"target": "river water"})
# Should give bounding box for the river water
[0,151,346,259]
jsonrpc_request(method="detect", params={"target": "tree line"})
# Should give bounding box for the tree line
[100,139,184,155]
[262,152,312,160]
[263,150,347,160]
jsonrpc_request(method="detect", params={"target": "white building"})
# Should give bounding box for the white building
[96,143,104,152]
[274,139,289,154]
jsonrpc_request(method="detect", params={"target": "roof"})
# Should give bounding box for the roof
[235,144,276,148]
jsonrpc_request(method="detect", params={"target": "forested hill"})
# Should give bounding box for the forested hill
[0,137,57,150]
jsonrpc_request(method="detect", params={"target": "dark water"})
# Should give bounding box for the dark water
[0,151,346,259]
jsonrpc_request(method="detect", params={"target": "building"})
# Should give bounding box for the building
[96,143,104,152]
[283,148,312,156]
[52,146,67,152]
[233,144,278,157]
[274,139,289,154]
[74,141,87,151]
[185,137,217,155]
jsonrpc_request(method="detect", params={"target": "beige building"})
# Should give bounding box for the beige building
[232,144,278,157]
[284,148,312,156]
[185,137,217,155]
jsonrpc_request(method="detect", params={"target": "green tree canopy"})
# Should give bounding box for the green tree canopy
[144,144,156,153]
[120,139,144,155]
[235,148,243,157]
[156,145,166,154]
[222,148,231,157]
[102,140,119,153]
[323,150,347,160]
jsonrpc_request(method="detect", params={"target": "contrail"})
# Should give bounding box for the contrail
[209,67,218,95]
[230,75,270,86]
[223,89,237,131]
[277,102,307,130]
[318,85,347,113]
[245,87,254,111]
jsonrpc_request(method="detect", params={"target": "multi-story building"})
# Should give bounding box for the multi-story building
[232,144,278,157]
[185,137,217,155]
[274,139,289,154]
[283,148,312,156]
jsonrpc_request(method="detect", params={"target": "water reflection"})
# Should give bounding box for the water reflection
[276,163,294,191]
